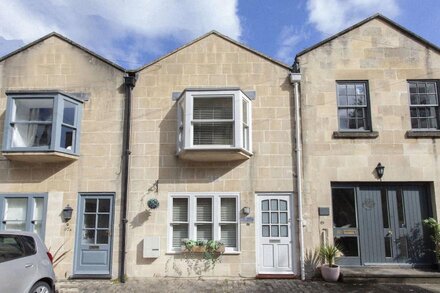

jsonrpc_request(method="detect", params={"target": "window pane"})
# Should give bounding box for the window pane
[261,200,269,211]
[410,94,418,105]
[60,126,75,150]
[347,84,355,95]
[96,230,109,244]
[193,97,233,120]
[385,236,392,257]
[280,212,288,224]
[337,84,347,96]
[221,224,237,247]
[271,199,278,211]
[21,236,37,256]
[173,198,188,222]
[426,82,436,93]
[332,188,357,228]
[196,224,212,241]
[0,236,25,263]
[63,100,76,125]
[262,225,270,237]
[409,83,417,93]
[242,99,248,124]
[418,83,426,93]
[196,198,212,222]
[84,214,96,228]
[99,199,110,213]
[271,226,279,237]
[82,230,95,244]
[85,199,97,212]
[97,214,109,228]
[271,213,278,224]
[4,198,27,231]
[12,124,52,147]
[14,99,53,122]
[335,237,359,257]
[396,190,406,227]
[262,212,269,224]
[221,198,236,222]
[279,200,287,211]
[381,190,389,229]
[193,122,233,145]
[33,198,44,221]
[172,224,188,247]
[280,225,288,237]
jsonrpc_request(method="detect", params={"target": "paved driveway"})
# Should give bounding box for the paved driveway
[57,278,440,293]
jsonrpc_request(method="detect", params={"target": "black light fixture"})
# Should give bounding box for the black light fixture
[375,163,385,179]
[62,204,73,222]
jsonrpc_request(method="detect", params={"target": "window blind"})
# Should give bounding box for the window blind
[193,122,233,145]
[193,97,233,120]
[172,224,188,247]
[196,198,212,222]
[221,224,237,247]
[221,198,236,221]
[172,198,188,222]
[196,224,212,241]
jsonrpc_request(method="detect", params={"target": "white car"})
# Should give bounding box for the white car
[0,231,56,293]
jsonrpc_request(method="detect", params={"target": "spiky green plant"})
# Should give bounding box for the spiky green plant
[319,244,341,267]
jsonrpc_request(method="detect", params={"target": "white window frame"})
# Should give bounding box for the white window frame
[167,192,240,254]
[176,90,252,154]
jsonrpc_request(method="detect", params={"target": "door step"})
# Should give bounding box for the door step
[256,274,297,279]
[341,267,440,284]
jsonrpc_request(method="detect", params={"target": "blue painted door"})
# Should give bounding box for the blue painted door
[74,194,114,276]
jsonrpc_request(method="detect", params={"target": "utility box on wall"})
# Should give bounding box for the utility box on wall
[143,236,160,258]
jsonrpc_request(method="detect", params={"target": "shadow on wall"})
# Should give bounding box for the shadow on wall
[130,209,151,229]
[0,111,74,183]
[157,104,245,184]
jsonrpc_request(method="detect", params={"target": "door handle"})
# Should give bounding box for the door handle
[25,263,34,268]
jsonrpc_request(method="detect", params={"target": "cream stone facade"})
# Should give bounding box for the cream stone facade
[0,34,126,279]
[126,32,297,278]
[296,15,440,268]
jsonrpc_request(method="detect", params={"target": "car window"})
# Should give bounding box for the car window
[0,235,26,263]
[20,236,37,256]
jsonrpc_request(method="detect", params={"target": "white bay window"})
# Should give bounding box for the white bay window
[176,89,252,161]
[168,193,239,253]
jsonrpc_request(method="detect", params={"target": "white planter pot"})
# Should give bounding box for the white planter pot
[320,264,340,282]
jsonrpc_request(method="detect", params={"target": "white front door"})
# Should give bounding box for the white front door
[256,194,294,274]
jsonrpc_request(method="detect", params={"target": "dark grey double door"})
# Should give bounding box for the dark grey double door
[333,184,432,265]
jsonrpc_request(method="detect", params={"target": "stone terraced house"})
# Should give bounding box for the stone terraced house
[0,14,438,281]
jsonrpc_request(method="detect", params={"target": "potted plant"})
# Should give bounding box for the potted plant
[319,244,341,282]
[423,217,440,270]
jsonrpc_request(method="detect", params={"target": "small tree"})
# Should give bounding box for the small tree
[423,218,440,261]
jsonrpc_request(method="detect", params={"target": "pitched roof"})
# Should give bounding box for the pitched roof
[296,13,440,59]
[0,32,126,72]
[131,30,291,72]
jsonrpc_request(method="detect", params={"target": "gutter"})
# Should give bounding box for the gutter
[119,72,137,283]
[290,71,305,281]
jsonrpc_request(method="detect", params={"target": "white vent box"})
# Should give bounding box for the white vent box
[143,236,160,258]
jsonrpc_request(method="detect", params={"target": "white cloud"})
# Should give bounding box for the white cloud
[0,0,241,67]
[275,26,305,64]
[306,0,400,36]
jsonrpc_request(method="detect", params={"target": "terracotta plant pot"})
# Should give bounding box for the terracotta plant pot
[320,264,340,282]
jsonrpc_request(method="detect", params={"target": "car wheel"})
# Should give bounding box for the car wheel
[29,281,51,293]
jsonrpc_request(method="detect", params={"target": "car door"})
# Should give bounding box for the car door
[0,234,37,293]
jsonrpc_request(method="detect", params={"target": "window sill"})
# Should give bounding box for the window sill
[332,131,379,139]
[177,148,252,162]
[2,151,79,163]
[406,130,440,138]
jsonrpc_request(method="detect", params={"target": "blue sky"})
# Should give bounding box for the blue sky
[0,0,439,69]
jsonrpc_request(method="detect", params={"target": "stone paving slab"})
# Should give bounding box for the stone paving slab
[56,278,438,293]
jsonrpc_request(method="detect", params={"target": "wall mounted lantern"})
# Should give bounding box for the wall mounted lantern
[242,207,251,216]
[62,204,73,222]
[375,163,385,179]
